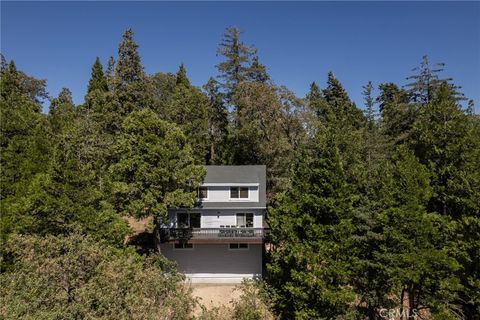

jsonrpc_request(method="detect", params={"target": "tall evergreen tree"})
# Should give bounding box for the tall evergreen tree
[267,132,356,319]
[246,56,270,83]
[216,26,256,99]
[165,64,211,163]
[322,71,364,128]
[49,88,76,135]
[203,77,230,164]
[175,63,191,87]
[87,57,108,95]
[110,28,152,127]
[404,55,465,105]
[109,108,205,220]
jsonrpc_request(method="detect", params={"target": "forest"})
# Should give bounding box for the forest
[0,27,479,320]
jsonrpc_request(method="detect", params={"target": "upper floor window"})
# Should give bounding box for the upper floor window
[197,186,208,199]
[230,187,249,199]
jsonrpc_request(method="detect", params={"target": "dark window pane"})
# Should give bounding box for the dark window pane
[240,187,249,198]
[175,243,193,249]
[229,243,239,249]
[198,187,208,199]
[230,187,239,198]
[178,213,188,228]
[239,243,248,249]
[190,213,201,228]
[246,213,253,227]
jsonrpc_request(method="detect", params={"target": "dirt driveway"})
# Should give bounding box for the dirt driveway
[190,283,241,311]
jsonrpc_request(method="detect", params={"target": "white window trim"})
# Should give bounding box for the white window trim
[173,243,195,250]
[235,213,254,228]
[197,186,209,201]
[228,243,249,251]
[229,187,250,201]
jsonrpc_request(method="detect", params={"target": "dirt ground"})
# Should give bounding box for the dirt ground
[190,283,241,313]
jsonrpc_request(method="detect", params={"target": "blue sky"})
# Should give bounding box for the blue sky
[2,1,479,112]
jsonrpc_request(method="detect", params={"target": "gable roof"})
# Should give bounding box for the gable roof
[200,165,266,209]
[204,165,266,184]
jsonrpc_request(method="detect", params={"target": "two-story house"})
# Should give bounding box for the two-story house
[159,165,269,283]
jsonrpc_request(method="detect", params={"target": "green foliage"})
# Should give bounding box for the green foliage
[2,29,479,320]
[110,108,205,219]
[197,280,275,320]
[0,233,196,320]
[87,57,109,95]
[203,77,230,165]
[267,133,357,319]
[230,280,275,320]
[165,65,211,163]
[216,26,257,97]
[231,82,305,198]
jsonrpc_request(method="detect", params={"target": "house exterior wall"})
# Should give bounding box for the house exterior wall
[160,243,263,283]
[200,185,259,203]
[167,209,264,228]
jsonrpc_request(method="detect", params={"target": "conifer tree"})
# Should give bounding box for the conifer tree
[203,77,230,164]
[267,132,356,319]
[216,27,256,99]
[109,108,205,220]
[87,57,108,95]
[165,64,211,163]
[175,63,190,87]
[404,55,465,105]
[111,28,152,125]
[246,56,270,83]
[49,88,76,135]
[323,71,364,128]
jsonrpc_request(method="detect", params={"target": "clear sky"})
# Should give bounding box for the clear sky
[2,1,479,112]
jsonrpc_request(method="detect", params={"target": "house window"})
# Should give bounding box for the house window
[197,186,208,199]
[177,212,201,228]
[236,213,254,227]
[230,187,249,199]
[174,243,193,249]
[229,243,249,249]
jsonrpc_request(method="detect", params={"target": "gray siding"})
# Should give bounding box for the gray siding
[160,243,262,276]
[200,165,266,208]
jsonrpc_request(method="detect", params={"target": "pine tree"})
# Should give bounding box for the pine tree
[404,55,465,105]
[322,72,365,128]
[87,57,108,95]
[305,81,331,126]
[216,26,256,99]
[165,65,211,163]
[111,28,151,122]
[115,28,145,86]
[175,63,191,87]
[109,108,205,220]
[203,77,230,164]
[246,56,270,83]
[377,82,415,143]
[49,88,76,135]
[267,132,356,319]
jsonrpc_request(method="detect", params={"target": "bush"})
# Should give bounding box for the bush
[0,233,196,320]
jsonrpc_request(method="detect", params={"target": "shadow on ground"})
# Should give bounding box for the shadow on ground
[126,231,155,254]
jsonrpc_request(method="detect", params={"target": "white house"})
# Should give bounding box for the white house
[158,165,269,283]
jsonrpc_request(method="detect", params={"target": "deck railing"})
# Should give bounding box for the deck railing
[159,227,270,242]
